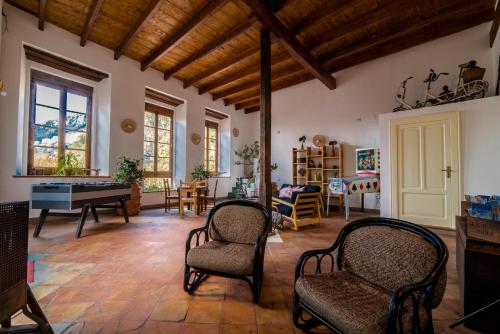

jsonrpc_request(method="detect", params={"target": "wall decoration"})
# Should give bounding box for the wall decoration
[312,135,325,147]
[191,133,201,145]
[355,148,380,174]
[121,119,136,133]
[298,136,306,150]
[232,128,240,137]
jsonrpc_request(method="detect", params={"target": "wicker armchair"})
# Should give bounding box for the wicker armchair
[293,217,448,334]
[184,200,271,303]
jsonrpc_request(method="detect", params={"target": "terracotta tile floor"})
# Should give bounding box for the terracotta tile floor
[13,208,477,333]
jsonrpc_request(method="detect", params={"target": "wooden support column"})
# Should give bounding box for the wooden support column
[259,28,272,214]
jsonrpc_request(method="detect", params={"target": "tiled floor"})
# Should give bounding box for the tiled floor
[13,208,477,333]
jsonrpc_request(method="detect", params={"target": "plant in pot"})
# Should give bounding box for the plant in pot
[56,152,81,176]
[298,167,306,177]
[113,156,144,216]
[234,140,260,177]
[191,164,210,180]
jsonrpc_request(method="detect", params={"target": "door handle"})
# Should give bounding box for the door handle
[441,166,453,178]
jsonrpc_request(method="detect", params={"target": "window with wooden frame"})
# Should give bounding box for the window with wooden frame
[204,120,219,175]
[143,103,174,178]
[28,70,93,175]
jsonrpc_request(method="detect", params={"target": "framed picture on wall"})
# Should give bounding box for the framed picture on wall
[356,148,380,174]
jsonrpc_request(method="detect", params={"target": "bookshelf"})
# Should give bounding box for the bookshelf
[292,144,344,195]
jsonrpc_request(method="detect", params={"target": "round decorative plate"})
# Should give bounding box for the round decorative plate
[191,133,201,145]
[232,128,240,137]
[312,135,326,147]
[121,119,136,133]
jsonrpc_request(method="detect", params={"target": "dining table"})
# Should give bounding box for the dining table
[177,184,209,216]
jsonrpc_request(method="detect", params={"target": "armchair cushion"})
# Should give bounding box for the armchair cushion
[187,241,255,276]
[295,271,428,334]
[209,204,267,244]
[340,226,446,308]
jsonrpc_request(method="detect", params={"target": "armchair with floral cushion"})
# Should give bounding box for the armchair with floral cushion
[272,184,322,230]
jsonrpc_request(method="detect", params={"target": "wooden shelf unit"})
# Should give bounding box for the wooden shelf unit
[292,144,344,195]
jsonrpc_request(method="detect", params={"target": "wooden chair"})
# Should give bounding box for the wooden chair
[272,185,322,230]
[163,179,178,212]
[198,179,218,211]
[179,181,197,217]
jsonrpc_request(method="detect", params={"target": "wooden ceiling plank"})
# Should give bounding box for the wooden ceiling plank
[183,44,260,88]
[114,0,163,60]
[141,0,229,71]
[80,0,105,47]
[244,105,260,113]
[198,52,289,94]
[236,98,260,110]
[290,0,364,35]
[38,0,46,31]
[242,0,336,89]
[490,1,500,47]
[213,62,302,100]
[163,15,257,80]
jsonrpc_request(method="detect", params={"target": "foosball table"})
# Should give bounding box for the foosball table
[31,182,131,238]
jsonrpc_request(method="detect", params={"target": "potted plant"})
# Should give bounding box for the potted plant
[113,156,144,216]
[298,167,306,177]
[191,164,210,180]
[56,152,80,176]
[235,141,260,177]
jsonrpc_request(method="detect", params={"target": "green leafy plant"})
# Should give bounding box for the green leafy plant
[113,156,144,184]
[298,167,306,176]
[234,141,260,165]
[56,152,81,176]
[191,164,210,180]
[271,163,278,172]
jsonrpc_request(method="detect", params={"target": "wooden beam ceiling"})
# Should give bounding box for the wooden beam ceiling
[490,1,500,47]
[38,0,46,31]
[114,0,163,60]
[80,0,104,47]
[225,0,490,109]
[141,0,229,71]
[183,44,260,88]
[242,0,336,89]
[163,15,258,80]
[235,97,260,110]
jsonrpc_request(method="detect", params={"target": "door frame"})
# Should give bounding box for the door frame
[389,111,462,228]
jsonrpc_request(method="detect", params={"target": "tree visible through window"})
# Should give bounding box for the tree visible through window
[28,70,92,175]
[143,103,173,180]
[205,120,218,175]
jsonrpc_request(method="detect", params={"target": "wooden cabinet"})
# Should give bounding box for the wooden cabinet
[456,216,500,332]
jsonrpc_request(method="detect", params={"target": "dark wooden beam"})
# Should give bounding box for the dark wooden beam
[244,105,260,113]
[80,0,104,47]
[205,108,228,120]
[141,0,228,71]
[183,44,260,88]
[198,52,289,94]
[235,98,260,110]
[259,28,272,213]
[242,0,336,89]
[490,1,500,47]
[164,16,257,80]
[213,62,302,101]
[38,0,46,31]
[114,0,162,60]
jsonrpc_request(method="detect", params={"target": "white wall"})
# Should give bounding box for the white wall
[0,4,259,214]
[378,96,500,218]
[271,23,496,210]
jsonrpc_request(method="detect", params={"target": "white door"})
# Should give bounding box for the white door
[390,112,460,229]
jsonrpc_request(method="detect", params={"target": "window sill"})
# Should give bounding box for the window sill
[13,175,112,178]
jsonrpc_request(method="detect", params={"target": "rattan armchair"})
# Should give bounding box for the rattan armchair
[293,217,448,334]
[184,200,271,303]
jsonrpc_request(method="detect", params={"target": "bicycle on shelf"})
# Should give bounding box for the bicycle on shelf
[393,76,414,112]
